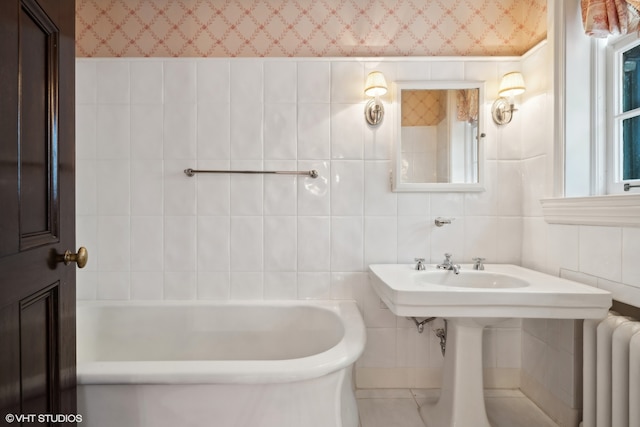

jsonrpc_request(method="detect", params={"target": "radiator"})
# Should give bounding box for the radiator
[582,312,640,427]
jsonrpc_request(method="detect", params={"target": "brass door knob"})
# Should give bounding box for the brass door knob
[58,247,88,268]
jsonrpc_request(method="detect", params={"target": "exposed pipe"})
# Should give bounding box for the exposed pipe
[408,316,436,333]
[408,317,448,357]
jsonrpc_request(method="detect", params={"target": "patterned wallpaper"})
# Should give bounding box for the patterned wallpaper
[76,0,547,57]
[401,90,446,127]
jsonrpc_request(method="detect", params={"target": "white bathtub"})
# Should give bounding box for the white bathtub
[76,300,366,427]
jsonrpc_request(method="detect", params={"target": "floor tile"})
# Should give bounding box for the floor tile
[486,396,558,427]
[357,389,559,427]
[409,388,439,402]
[357,398,424,427]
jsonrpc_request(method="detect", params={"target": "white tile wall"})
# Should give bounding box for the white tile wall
[579,226,622,282]
[77,56,543,388]
[622,227,640,287]
[518,44,574,413]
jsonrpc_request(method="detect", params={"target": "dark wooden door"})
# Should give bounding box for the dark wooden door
[0,0,77,425]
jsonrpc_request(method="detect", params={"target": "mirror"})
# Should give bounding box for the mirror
[392,81,485,192]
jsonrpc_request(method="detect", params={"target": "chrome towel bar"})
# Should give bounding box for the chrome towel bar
[184,168,318,178]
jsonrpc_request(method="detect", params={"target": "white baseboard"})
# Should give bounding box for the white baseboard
[355,367,520,390]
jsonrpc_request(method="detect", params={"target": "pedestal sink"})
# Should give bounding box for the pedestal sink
[368,263,612,427]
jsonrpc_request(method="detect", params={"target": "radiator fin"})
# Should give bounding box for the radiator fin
[584,312,640,427]
[611,321,640,427]
[630,333,640,427]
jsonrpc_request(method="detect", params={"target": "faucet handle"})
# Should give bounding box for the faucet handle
[443,253,452,261]
[472,257,485,270]
[414,258,426,270]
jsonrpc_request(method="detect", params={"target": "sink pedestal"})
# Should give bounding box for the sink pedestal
[419,318,495,427]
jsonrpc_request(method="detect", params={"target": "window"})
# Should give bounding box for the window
[540,3,640,228]
[621,43,640,180]
[609,35,640,193]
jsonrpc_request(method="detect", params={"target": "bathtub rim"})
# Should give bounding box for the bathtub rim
[76,299,365,385]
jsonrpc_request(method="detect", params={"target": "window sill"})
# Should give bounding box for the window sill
[541,193,640,227]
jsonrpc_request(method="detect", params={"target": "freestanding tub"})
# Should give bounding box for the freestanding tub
[77,300,366,427]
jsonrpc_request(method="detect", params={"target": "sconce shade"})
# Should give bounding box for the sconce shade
[364,71,388,97]
[498,72,525,98]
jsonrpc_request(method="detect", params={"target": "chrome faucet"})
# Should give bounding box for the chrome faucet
[472,257,485,270]
[436,253,460,274]
[414,258,426,270]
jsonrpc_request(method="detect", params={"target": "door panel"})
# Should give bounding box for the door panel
[20,285,59,416]
[0,1,20,259]
[19,0,60,249]
[0,0,76,424]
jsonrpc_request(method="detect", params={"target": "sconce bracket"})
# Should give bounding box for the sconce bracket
[365,98,385,126]
[491,97,514,125]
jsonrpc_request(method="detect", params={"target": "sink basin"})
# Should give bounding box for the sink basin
[418,270,529,289]
[368,263,611,318]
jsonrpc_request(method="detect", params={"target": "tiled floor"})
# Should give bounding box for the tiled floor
[356,389,559,427]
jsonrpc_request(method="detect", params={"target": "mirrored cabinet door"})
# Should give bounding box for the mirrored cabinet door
[392,81,486,192]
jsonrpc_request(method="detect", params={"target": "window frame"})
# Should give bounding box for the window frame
[541,0,640,228]
[607,33,640,194]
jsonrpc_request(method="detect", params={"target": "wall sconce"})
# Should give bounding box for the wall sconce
[491,72,526,125]
[364,71,388,126]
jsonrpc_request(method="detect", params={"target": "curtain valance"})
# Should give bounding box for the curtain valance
[581,0,640,37]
